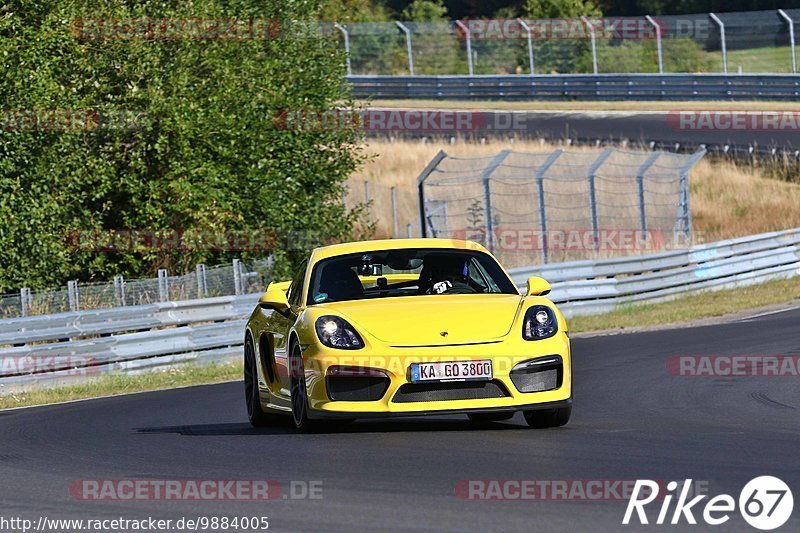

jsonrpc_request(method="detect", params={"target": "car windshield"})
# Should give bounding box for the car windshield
[307,248,518,305]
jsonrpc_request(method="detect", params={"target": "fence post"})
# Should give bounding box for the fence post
[391,186,398,237]
[395,21,414,75]
[779,9,797,74]
[517,18,535,74]
[635,152,661,234]
[232,259,242,296]
[676,149,706,246]
[709,13,727,74]
[481,150,512,254]
[157,269,169,302]
[534,150,563,263]
[196,264,207,298]
[454,20,474,76]
[645,15,663,74]
[67,280,80,312]
[20,287,31,317]
[113,275,126,306]
[334,23,352,76]
[587,148,615,253]
[581,16,598,74]
[417,150,448,237]
[407,223,412,238]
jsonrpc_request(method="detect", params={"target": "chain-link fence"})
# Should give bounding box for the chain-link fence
[417,148,705,268]
[332,9,800,75]
[0,258,272,319]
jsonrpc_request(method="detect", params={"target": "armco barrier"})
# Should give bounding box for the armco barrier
[348,74,800,101]
[1,228,798,394]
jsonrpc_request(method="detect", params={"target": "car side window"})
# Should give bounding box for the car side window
[287,260,308,308]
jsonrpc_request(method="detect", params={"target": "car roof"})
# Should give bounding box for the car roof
[309,238,491,264]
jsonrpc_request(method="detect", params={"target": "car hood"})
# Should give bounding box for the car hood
[318,294,523,346]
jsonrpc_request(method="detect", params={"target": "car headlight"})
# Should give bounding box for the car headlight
[315,316,364,349]
[522,305,558,340]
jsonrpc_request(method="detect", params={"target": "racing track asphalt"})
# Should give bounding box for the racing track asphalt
[1,307,799,532]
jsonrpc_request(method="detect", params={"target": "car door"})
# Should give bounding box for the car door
[271,259,307,396]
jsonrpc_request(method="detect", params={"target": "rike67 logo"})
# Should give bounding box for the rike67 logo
[623,477,794,530]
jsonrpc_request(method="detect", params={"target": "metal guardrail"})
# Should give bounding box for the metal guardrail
[509,228,800,316]
[1,228,798,393]
[348,74,800,101]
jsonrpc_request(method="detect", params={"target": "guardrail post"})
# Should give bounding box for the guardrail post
[517,18,535,74]
[20,287,31,317]
[635,152,661,233]
[535,150,563,263]
[67,280,80,312]
[196,264,207,298]
[587,148,615,253]
[709,13,728,74]
[157,269,169,302]
[455,20,474,76]
[417,150,448,237]
[391,186,398,237]
[395,21,414,75]
[581,16,598,74]
[364,181,370,217]
[334,23,352,76]
[113,275,126,306]
[481,150,511,254]
[407,223,412,238]
[779,9,797,74]
[645,15,663,74]
[232,259,242,296]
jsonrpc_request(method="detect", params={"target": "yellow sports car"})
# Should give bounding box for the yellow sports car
[244,238,572,431]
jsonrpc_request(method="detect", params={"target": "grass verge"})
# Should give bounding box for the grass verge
[569,277,800,333]
[0,361,242,410]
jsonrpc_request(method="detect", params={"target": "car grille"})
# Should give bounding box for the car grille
[392,380,509,403]
[510,356,563,393]
[327,376,390,401]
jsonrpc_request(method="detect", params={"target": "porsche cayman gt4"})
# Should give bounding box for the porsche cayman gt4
[244,238,572,431]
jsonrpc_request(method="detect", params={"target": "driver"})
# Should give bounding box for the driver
[420,255,476,295]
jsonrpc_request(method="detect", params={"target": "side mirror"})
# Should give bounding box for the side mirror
[259,289,290,311]
[526,276,551,297]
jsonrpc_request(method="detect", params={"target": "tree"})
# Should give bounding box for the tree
[0,0,366,291]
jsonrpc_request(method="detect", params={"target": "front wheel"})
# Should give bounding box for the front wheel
[523,406,571,428]
[244,336,282,427]
[289,343,322,433]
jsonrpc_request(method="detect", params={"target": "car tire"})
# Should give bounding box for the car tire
[467,412,514,424]
[523,406,571,428]
[289,342,323,433]
[244,335,282,427]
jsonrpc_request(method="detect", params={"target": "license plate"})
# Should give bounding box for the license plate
[410,360,493,383]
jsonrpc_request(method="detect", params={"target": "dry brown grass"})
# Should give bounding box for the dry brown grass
[350,139,800,244]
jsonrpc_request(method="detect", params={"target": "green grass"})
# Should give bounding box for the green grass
[569,277,800,333]
[726,45,795,74]
[0,362,242,410]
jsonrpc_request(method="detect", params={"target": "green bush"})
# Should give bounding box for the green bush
[0,0,366,291]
